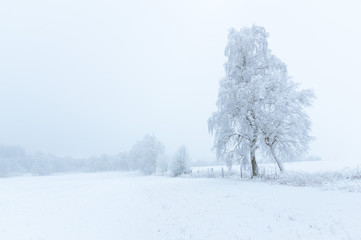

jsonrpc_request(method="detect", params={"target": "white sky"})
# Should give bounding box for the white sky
[1,0,361,161]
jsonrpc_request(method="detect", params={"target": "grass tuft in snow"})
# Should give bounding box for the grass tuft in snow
[190,164,361,192]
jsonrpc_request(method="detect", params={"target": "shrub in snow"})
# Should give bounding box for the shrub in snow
[170,146,190,177]
[256,167,361,192]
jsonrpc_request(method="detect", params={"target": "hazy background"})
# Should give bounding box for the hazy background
[0,0,360,161]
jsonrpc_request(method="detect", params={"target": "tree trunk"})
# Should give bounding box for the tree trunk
[250,149,258,177]
[240,161,242,178]
[271,147,284,172]
[247,112,259,177]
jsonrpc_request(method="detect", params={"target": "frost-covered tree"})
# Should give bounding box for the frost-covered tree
[156,154,169,174]
[30,153,54,176]
[208,25,314,176]
[170,145,190,177]
[258,72,314,172]
[0,145,26,177]
[129,135,165,175]
[112,153,130,171]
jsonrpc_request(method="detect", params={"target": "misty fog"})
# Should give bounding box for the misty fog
[1,0,361,163]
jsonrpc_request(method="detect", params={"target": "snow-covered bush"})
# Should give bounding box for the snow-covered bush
[255,167,361,192]
[170,146,190,177]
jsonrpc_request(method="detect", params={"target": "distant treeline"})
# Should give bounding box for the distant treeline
[0,145,130,177]
[0,135,192,177]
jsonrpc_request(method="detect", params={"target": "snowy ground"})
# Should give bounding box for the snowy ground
[1,171,361,240]
[192,160,361,192]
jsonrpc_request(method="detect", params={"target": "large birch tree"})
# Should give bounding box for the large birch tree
[208,25,314,177]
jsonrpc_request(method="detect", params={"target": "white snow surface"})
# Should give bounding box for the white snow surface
[1,171,361,240]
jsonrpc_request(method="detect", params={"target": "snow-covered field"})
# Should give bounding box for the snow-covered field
[1,170,361,240]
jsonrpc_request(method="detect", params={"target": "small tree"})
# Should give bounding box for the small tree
[129,135,164,175]
[30,153,54,176]
[170,145,190,177]
[156,154,169,174]
[209,25,314,176]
